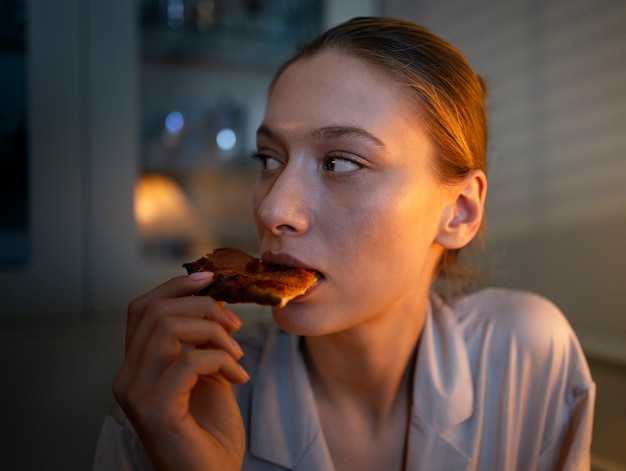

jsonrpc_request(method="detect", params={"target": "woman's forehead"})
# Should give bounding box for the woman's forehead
[270,49,397,100]
[263,50,423,141]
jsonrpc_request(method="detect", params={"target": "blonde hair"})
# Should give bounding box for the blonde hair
[271,17,488,288]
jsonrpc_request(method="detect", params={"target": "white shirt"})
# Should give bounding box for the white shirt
[94,288,595,470]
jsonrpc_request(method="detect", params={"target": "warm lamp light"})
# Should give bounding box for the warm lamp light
[134,174,195,240]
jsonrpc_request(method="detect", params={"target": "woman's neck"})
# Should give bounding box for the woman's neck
[301,287,429,426]
[301,289,429,471]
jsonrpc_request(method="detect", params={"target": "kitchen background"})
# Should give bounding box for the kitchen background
[1,0,624,469]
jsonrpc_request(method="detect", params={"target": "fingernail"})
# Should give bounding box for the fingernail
[189,271,212,281]
[231,337,244,358]
[238,364,250,382]
[224,308,242,327]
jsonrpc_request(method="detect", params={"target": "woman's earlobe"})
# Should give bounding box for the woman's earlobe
[436,170,487,249]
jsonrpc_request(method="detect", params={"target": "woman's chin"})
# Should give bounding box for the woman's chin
[269,301,335,336]
[270,299,358,337]
[270,303,317,335]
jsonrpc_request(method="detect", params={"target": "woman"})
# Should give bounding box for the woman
[94,17,594,470]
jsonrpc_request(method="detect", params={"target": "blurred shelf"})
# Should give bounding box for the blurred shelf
[142,26,306,70]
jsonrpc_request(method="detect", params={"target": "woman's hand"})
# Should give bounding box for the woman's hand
[113,272,249,471]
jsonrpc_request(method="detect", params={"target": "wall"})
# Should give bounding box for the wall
[0,314,126,469]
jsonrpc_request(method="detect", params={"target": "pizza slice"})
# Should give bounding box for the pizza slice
[183,247,320,307]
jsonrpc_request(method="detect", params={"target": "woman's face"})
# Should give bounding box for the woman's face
[252,49,450,335]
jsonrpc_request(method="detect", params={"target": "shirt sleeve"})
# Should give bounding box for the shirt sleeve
[499,290,597,471]
[452,288,597,470]
[539,378,596,470]
[92,405,155,471]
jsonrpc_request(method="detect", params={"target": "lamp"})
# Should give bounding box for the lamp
[134,173,196,257]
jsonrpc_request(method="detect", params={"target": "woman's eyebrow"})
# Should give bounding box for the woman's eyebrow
[256,124,385,149]
[312,126,386,148]
[256,124,276,140]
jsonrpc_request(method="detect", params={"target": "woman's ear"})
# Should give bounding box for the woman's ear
[435,170,487,249]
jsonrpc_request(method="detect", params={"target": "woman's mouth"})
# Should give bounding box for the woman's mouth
[261,250,323,276]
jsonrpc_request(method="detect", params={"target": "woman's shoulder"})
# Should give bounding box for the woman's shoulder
[448,288,588,375]
[450,286,568,334]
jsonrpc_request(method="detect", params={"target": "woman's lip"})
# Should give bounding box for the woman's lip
[261,251,315,271]
[261,251,325,287]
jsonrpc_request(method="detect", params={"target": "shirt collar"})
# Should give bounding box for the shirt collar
[412,292,474,431]
[249,325,333,469]
[248,293,474,469]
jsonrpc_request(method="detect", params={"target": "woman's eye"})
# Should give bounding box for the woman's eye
[251,152,283,171]
[322,156,361,173]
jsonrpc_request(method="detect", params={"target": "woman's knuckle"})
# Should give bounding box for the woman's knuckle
[154,314,176,335]
[212,348,230,364]
[127,298,141,316]
[177,348,197,371]
[149,298,170,316]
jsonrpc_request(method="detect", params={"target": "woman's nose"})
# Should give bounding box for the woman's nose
[256,168,311,236]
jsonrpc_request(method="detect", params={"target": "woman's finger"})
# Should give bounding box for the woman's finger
[125,293,242,368]
[118,348,248,421]
[132,316,244,389]
[126,273,215,342]
[156,348,250,400]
